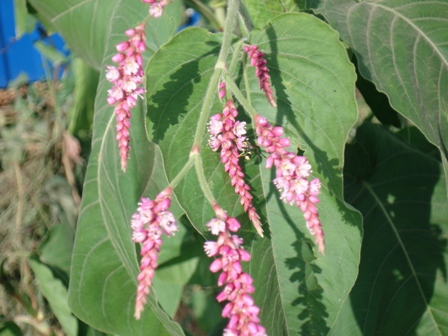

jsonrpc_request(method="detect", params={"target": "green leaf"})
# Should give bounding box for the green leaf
[27,0,182,70]
[241,0,301,28]
[14,0,36,37]
[38,223,75,275]
[146,14,362,334]
[0,320,22,336]
[67,1,185,335]
[67,57,99,137]
[152,278,183,318]
[28,257,78,336]
[309,0,448,188]
[333,123,448,335]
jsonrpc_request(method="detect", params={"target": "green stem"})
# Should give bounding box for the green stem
[211,0,227,28]
[223,73,258,117]
[194,155,216,206]
[168,154,195,189]
[217,0,239,64]
[192,68,221,147]
[192,0,241,147]
[227,39,245,76]
[237,0,254,36]
[189,0,241,210]
[186,0,223,30]
[242,55,251,103]
[142,15,153,26]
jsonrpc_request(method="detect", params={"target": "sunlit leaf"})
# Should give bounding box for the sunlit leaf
[309,0,448,186]
[67,1,185,334]
[145,14,362,334]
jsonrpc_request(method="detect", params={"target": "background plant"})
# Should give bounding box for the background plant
[4,0,446,335]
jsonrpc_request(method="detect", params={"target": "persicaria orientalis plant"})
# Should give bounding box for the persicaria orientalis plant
[106,0,326,333]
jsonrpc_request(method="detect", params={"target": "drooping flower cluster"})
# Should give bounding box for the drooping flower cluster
[141,0,170,17]
[204,204,267,336]
[106,24,146,172]
[130,187,178,319]
[244,45,277,108]
[255,115,325,254]
[208,100,263,237]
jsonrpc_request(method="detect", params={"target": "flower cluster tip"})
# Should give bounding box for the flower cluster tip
[106,24,146,172]
[204,204,267,336]
[244,45,277,108]
[131,187,178,319]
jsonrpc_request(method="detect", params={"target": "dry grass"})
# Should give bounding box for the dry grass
[0,82,79,335]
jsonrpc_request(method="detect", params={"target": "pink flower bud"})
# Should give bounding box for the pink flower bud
[210,258,223,273]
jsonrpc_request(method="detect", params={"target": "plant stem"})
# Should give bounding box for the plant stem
[189,0,241,209]
[168,154,196,189]
[237,0,254,36]
[192,0,241,148]
[223,73,258,117]
[217,0,239,64]
[227,38,245,76]
[194,154,216,206]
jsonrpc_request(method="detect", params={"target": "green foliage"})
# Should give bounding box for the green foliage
[308,0,448,190]
[28,257,78,336]
[333,123,447,335]
[24,0,448,335]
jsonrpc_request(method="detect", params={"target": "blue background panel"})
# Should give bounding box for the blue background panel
[0,0,66,88]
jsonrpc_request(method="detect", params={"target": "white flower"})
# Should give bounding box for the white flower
[206,218,226,235]
[123,59,139,75]
[204,241,218,257]
[208,118,223,135]
[233,121,247,137]
[106,66,120,82]
[157,211,177,236]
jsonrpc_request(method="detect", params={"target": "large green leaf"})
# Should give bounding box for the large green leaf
[333,123,448,335]
[308,0,448,186]
[28,0,115,69]
[146,14,362,334]
[67,1,185,335]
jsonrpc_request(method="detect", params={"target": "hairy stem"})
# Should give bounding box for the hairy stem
[192,0,241,148]
[194,154,217,206]
[168,153,196,189]
[237,0,254,36]
[223,73,259,117]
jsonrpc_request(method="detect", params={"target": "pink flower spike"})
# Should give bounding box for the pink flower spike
[207,100,264,237]
[106,23,146,172]
[204,205,266,335]
[244,45,277,108]
[131,187,178,319]
[255,115,325,254]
